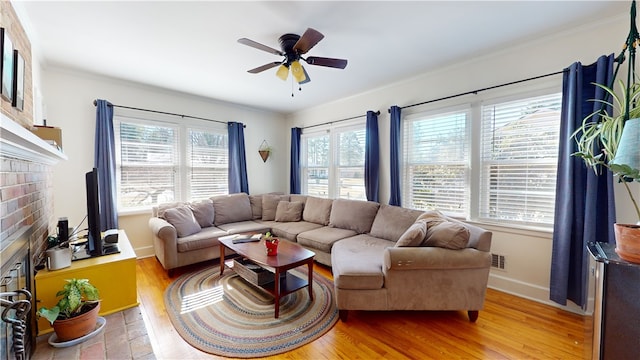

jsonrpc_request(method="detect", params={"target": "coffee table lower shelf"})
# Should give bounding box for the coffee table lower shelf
[225,259,309,296]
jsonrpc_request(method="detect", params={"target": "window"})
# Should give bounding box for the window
[479,93,561,225]
[114,117,228,211]
[301,122,366,200]
[402,109,470,217]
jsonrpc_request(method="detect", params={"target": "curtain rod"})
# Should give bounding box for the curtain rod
[389,70,566,113]
[302,110,381,130]
[92,100,231,126]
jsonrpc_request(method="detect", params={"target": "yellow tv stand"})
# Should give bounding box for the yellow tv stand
[34,229,138,335]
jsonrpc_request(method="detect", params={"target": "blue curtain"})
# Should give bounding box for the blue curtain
[550,54,617,307]
[389,105,402,206]
[94,99,118,231]
[228,122,249,194]
[365,111,379,202]
[290,127,302,194]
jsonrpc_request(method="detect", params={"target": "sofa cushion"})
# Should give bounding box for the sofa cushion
[289,194,308,204]
[302,197,333,225]
[262,194,289,221]
[176,226,228,252]
[369,205,425,242]
[329,199,379,234]
[416,210,447,228]
[269,221,324,242]
[297,227,357,253]
[155,202,185,218]
[211,193,253,226]
[424,221,470,249]
[395,221,427,247]
[331,235,391,290]
[217,220,271,234]
[189,199,214,228]
[164,206,201,237]
[275,201,304,222]
[249,194,263,220]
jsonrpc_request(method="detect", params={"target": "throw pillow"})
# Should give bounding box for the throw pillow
[423,221,470,250]
[211,193,252,226]
[262,194,289,221]
[163,206,201,238]
[249,194,263,220]
[395,220,427,247]
[275,201,304,222]
[189,199,214,228]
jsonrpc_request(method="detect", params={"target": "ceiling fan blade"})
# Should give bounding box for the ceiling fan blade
[305,56,348,69]
[247,62,282,74]
[293,28,324,54]
[238,38,283,56]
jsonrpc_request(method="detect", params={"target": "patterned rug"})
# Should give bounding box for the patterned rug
[163,264,338,358]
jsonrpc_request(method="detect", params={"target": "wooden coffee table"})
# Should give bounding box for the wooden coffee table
[219,236,315,318]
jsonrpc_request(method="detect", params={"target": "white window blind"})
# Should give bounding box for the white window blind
[115,120,180,210]
[402,110,469,216]
[187,128,228,200]
[303,133,330,198]
[479,93,561,225]
[336,127,366,200]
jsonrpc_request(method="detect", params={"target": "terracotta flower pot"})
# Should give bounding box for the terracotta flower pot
[614,223,640,264]
[52,302,100,342]
[265,239,279,256]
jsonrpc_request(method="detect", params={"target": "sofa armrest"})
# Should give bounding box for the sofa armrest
[383,247,491,271]
[148,217,179,270]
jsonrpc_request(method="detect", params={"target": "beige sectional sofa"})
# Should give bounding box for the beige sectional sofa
[148,192,492,321]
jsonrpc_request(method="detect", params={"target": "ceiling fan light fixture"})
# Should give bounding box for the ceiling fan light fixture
[276,64,289,81]
[290,60,307,83]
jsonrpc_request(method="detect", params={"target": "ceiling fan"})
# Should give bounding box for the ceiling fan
[238,28,348,85]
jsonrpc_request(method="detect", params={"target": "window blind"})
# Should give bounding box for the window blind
[187,128,228,200]
[479,92,561,225]
[336,128,366,200]
[402,110,469,215]
[115,121,180,209]
[303,134,330,198]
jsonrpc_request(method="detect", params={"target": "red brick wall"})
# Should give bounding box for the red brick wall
[0,157,55,264]
[0,1,34,128]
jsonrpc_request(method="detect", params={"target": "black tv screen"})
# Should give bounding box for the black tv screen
[85,168,103,256]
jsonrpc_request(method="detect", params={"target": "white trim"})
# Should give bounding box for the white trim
[1,114,67,164]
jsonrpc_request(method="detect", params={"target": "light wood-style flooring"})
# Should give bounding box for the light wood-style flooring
[137,257,592,359]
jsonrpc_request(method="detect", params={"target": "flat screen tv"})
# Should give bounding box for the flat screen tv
[85,168,103,256]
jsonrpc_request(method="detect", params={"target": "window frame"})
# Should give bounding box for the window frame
[399,82,562,229]
[113,115,228,214]
[300,119,367,200]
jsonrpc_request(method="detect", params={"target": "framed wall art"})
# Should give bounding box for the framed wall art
[1,27,15,103]
[12,49,24,111]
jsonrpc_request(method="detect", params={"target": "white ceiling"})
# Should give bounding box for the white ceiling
[15,1,629,115]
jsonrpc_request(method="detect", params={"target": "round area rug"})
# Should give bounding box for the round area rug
[164,264,338,358]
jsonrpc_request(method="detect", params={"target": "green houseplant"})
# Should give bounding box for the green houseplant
[36,278,101,341]
[572,79,640,262]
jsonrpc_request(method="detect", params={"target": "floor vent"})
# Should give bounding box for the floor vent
[491,253,506,270]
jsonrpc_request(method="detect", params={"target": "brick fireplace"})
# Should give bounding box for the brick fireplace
[1,115,66,359]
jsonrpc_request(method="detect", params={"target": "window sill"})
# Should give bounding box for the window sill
[465,219,553,238]
[118,207,153,217]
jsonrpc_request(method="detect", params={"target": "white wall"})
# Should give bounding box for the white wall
[286,13,637,312]
[42,68,287,257]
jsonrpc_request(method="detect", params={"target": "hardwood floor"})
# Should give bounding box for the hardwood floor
[136,257,592,359]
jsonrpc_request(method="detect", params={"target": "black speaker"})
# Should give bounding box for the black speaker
[57,217,69,244]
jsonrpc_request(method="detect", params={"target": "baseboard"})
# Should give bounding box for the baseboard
[133,245,155,259]
[488,273,592,315]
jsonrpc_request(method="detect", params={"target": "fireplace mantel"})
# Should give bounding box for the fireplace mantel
[1,114,67,164]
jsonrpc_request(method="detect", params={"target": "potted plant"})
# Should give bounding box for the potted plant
[36,278,101,342]
[572,79,640,262]
[263,231,279,256]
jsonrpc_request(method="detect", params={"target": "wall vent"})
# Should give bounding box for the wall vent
[491,253,506,270]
